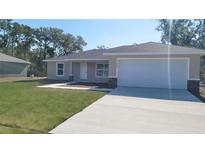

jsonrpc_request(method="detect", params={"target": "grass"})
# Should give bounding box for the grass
[0,79,106,133]
[0,125,37,134]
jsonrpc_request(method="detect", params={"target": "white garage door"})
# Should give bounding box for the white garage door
[117,58,189,89]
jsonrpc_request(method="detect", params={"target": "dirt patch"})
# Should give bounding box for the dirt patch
[0,77,46,82]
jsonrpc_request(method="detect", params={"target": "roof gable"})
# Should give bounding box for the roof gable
[104,42,205,53]
[0,52,30,64]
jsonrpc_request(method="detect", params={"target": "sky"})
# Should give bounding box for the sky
[15,19,162,50]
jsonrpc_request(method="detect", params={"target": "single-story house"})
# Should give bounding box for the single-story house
[44,42,205,94]
[0,52,30,77]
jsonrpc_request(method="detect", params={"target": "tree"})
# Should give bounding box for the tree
[0,20,34,59]
[57,33,75,55]
[11,22,34,59]
[0,19,12,52]
[34,27,58,59]
[33,28,87,57]
[194,19,205,49]
[97,45,109,49]
[73,36,87,52]
[156,19,205,80]
[156,19,197,47]
[0,19,87,76]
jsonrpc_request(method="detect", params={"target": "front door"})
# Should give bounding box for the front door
[80,62,87,80]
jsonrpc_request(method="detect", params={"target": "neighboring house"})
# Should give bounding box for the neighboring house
[44,42,205,93]
[0,52,30,77]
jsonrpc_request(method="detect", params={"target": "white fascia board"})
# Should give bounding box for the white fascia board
[108,76,117,78]
[43,59,67,62]
[64,59,109,61]
[44,59,109,62]
[103,51,205,56]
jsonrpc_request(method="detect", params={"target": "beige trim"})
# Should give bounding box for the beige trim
[103,51,205,56]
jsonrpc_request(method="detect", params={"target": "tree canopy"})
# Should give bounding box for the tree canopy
[156,19,205,49]
[0,19,87,76]
[97,45,109,49]
[156,19,205,80]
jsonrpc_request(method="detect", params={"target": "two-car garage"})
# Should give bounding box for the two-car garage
[117,58,189,89]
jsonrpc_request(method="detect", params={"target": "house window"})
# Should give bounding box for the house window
[96,63,108,77]
[57,63,64,76]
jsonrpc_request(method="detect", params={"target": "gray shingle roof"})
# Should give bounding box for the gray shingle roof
[44,49,109,61]
[104,42,205,53]
[0,52,30,64]
[44,42,205,62]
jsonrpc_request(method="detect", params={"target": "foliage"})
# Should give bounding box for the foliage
[156,19,205,48]
[156,20,196,47]
[97,45,109,49]
[156,19,205,80]
[0,20,87,76]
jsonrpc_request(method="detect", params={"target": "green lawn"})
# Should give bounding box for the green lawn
[0,80,106,133]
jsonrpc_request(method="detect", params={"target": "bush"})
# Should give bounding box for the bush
[27,63,46,77]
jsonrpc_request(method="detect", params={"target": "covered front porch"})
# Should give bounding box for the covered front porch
[46,57,118,88]
[56,60,110,83]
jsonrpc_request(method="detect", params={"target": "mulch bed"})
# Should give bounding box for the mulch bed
[15,79,68,84]
[197,87,205,103]
[65,82,110,88]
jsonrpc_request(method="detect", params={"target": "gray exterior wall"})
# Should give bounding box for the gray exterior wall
[0,61,29,77]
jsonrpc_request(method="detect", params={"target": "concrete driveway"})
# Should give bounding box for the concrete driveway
[50,87,205,134]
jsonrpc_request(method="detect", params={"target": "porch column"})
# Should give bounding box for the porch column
[108,58,117,88]
[108,58,117,77]
[68,61,73,81]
